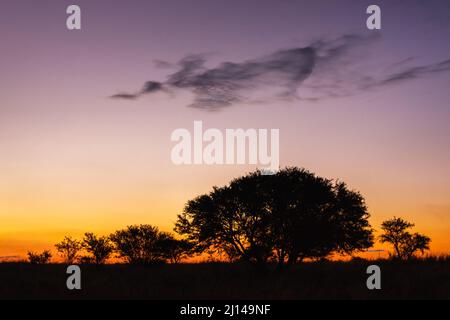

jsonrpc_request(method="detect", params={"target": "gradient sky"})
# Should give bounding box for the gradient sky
[1,0,450,259]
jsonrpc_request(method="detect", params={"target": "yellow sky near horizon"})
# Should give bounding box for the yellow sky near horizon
[1,162,449,260]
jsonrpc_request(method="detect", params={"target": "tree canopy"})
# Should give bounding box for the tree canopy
[380,217,431,260]
[110,225,192,264]
[175,167,374,266]
[55,236,82,264]
[82,232,114,264]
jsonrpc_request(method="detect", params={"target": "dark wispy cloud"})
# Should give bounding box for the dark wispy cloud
[111,34,450,110]
[377,59,450,86]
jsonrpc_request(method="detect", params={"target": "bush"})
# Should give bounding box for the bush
[82,232,113,264]
[55,236,82,264]
[110,225,171,264]
[27,250,52,264]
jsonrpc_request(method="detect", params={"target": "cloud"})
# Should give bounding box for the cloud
[377,59,450,86]
[0,255,21,261]
[111,93,139,100]
[111,34,450,110]
[152,59,174,69]
[111,81,165,100]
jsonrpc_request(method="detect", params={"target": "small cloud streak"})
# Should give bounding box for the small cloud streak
[0,255,21,262]
[378,59,450,86]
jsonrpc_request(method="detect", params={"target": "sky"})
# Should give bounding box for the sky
[0,0,450,260]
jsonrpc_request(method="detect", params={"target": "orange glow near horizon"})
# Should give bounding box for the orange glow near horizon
[1,165,449,261]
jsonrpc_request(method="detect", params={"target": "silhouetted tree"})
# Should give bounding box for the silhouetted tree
[27,250,52,264]
[268,169,374,266]
[79,256,95,264]
[55,236,82,264]
[380,217,430,260]
[82,232,114,264]
[110,225,169,264]
[158,236,194,263]
[175,167,374,266]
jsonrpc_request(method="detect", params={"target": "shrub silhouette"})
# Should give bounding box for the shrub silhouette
[175,167,374,266]
[380,217,431,260]
[27,250,52,264]
[82,232,114,264]
[78,255,95,264]
[55,236,82,264]
[110,225,175,264]
[158,237,194,263]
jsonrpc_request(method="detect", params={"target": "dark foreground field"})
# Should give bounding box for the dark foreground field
[1,258,449,300]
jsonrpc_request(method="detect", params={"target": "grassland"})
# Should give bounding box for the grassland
[1,257,449,300]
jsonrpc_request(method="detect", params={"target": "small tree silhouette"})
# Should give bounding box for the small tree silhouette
[110,225,169,264]
[82,232,113,264]
[55,236,82,264]
[158,236,193,264]
[78,256,95,264]
[27,250,52,264]
[380,217,431,260]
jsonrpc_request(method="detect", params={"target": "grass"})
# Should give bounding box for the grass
[1,257,449,300]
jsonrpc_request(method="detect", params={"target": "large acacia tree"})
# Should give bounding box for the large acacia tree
[175,167,374,266]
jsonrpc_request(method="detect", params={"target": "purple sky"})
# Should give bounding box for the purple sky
[0,0,450,256]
